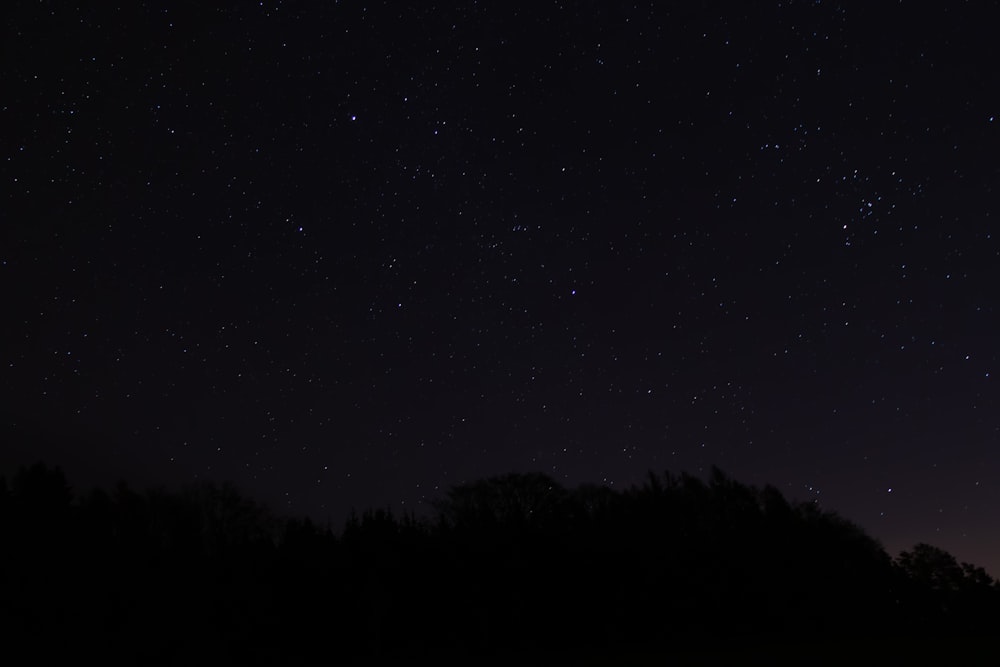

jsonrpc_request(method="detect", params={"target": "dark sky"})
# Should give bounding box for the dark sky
[4,1,1000,573]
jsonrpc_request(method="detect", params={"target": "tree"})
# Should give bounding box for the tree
[433,472,568,529]
[898,543,966,593]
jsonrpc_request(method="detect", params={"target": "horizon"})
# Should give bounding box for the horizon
[3,446,996,581]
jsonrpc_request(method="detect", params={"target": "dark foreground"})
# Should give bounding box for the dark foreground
[3,464,997,665]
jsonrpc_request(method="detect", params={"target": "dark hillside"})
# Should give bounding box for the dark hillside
[1,463,996,664]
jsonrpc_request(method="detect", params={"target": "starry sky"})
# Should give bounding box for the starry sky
[4,1,1000,573]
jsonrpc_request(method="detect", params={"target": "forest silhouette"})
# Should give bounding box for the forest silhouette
[1,462,997,665]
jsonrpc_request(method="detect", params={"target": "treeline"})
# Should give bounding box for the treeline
[1,463,997,664]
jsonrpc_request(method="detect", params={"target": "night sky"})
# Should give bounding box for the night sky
[4,2,1000,574]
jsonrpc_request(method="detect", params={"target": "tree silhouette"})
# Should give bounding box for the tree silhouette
[1,460,998,664]
[433,471,569,530]
[899,542,968,593]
